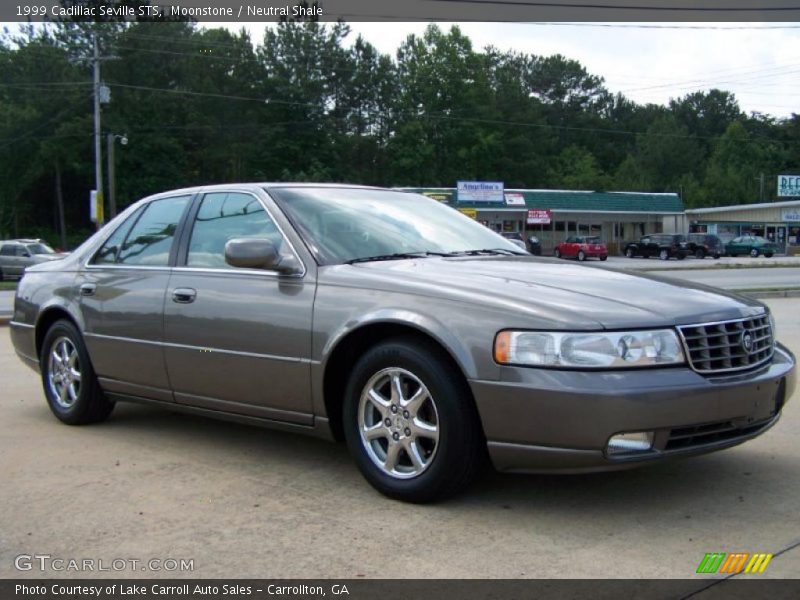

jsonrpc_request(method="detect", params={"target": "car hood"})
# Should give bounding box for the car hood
[324,256,765,330]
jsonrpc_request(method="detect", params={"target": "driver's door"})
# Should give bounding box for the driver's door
[162,190,315,424]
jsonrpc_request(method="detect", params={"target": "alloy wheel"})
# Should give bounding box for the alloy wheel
[47,336,82,409]
[357,367,440,480]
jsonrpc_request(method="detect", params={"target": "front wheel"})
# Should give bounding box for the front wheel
[577,250,586,262]
[343,338,484,503]
[659,249,669,261]
[40,319,114,425]
[750,248,759,258]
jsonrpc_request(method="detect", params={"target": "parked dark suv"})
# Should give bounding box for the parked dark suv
[623,234,690,260]
[686,233,723,259]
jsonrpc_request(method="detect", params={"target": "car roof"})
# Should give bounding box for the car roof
[144,182,386,200]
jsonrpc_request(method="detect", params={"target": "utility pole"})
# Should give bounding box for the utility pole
[92,32,104,230]
[107,133,127,220]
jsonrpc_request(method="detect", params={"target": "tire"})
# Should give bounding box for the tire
[625,248,634,258]
[342,337,484,503]
[750,248,759,258]
[765,253,774,258]
[40,319,114,425]
[659,249,669,261]
[677,253,686,260]
[577,250,586,262]
[554,248,561,259]
[713,254,721,260]
[695,249,705,259]
[600,255,608,261]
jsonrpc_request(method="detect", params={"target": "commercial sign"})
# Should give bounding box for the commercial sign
[782,208,800,222]
[458,208,478,219]
[89,190,104,224]
[527,209,552,225]
[423,191,452,203]
[457,181,504,203]
[504,193,525,206]
[777,175,800,197]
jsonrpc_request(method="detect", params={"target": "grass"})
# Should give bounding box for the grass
[0,281,18,291]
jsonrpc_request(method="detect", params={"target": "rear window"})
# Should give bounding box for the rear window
[585,237,601,244]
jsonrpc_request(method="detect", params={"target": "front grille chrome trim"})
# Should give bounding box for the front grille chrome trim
[677,313,774,375]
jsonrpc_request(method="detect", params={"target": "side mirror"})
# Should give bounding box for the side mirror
[224,238,301,275]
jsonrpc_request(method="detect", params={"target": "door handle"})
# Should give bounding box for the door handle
[79,283,96,297]
[172,288,197,304]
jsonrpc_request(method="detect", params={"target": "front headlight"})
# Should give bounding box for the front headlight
[494,329,685,369]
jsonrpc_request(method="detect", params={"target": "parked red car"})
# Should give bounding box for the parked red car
[554,236,608,261]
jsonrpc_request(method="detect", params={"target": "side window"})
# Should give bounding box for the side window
[16,245,29,257]
[0,244,15,256]
[92,207,142,265]
[641,237,650,244]
[187,192,281,269]
[117,196,191,266]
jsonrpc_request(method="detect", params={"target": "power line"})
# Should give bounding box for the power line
[431,0,800,12]
[105,81,799,147]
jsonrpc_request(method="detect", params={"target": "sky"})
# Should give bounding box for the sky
[234,21,800,119]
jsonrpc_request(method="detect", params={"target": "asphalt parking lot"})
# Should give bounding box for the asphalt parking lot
[0,299,798,581]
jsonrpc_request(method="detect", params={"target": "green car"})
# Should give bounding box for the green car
[724,235,778,258]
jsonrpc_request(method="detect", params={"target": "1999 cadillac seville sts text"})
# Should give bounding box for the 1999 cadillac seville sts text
[9,184,796,502]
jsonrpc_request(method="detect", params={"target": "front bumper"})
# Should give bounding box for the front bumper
[471,343,795,473]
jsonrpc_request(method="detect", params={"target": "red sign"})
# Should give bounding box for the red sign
[527,209,552,225]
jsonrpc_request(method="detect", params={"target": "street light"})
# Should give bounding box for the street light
[106,133,127,220]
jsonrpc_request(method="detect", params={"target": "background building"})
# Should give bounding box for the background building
[397,187,684,254]
[684,199,800,255]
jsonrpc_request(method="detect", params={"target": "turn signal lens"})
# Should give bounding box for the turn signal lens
[494,331,511,364]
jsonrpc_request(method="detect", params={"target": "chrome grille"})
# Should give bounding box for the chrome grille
[678,314,773,374]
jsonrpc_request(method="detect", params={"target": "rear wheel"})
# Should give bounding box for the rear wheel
[577,250,586,262]
[343,338,484,503]
[659,249,669,261]
[40,320,114,425]
[600,255,608,261]
[750,248,759,258]
[554,248,561,259]
[695,249,705,259]
[624,248,634,258]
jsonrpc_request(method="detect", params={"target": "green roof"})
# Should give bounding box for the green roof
[396,188,684,214]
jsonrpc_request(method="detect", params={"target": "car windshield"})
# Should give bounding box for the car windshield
[269,187,525,265]
[26,243,55,255]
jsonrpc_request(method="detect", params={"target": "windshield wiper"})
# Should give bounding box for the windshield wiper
[345,251,444,265]
[444,248,525,257]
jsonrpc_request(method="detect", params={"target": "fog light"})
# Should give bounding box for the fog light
[607,431,654,456]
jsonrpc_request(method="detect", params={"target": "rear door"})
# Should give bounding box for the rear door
[162,190,315,424]
[77,195,193,402]
[0,243,20,277]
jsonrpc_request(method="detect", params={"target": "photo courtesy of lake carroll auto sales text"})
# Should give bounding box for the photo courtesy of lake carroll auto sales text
[1,0,800,598]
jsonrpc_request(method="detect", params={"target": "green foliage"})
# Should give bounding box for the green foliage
[1,19,798,248]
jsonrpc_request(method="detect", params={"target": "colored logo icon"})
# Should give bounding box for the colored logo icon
[696,552,773,574]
